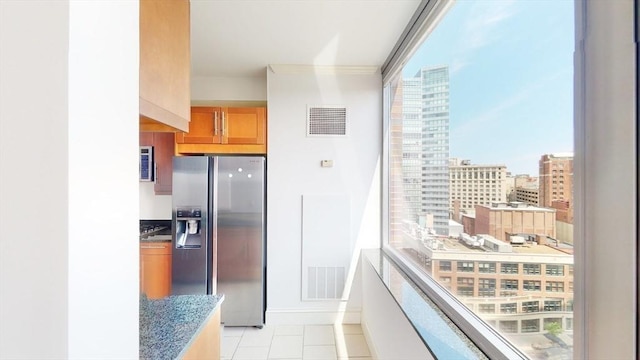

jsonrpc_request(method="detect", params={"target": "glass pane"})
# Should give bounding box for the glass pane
[384,1,574,358]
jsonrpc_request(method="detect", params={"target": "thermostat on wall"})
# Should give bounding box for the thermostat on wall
[321,160,334,168]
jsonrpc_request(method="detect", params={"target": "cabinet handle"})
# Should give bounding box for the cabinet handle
[154,163,158,183]
[214,111,219,135]
[222,111,226,136]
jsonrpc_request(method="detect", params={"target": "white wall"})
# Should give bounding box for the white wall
[266,66,381,324]
[574,0,637,358]
[139,182,172,219]
[67,1,140,358]
[360,260,434,360]
[0,2,70,358]
[0,1,139,358]
[192,75,267,101]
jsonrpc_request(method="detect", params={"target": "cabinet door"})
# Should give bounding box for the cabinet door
[153,132,174,195]
[176,107,221,144]
[221,107,266,145]
[140,243,172,299]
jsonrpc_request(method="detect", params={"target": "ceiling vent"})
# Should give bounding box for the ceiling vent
[307,106,348,137]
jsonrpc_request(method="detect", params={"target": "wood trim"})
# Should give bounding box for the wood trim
[140,116,181,132]
[176,143,267,155]
[140,98,189,132]
[181,307,221,360]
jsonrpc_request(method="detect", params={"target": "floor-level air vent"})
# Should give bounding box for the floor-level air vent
[306,266,346,300]
[307,106,348,136]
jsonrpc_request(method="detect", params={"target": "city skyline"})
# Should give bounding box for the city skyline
[403,0,574,175]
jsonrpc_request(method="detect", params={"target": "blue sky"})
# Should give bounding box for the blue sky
[403,0,574,175]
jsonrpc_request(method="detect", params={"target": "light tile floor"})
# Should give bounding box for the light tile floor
[221,324,372,360]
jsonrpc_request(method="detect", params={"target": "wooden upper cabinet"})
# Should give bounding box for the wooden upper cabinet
[139,0,190,132]
[176,107,222,144]
[176,107,267,153]
[222,107,266,145]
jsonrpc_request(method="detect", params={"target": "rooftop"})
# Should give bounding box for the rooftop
[438,237,570,256]
[479,202,555,212]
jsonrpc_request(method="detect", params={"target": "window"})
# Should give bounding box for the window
[478,278,496,297]
[544,300,563,312]
[499,321,518,334]
[478,262,496,273]
[546,264,564,276]
[382,0,575,357]
[501,279,519,291]
[500,303,517,314]
[501,263,519,274]
[439,261,451,272]
[523,264,540,275]
[523,280,541,291]
[522,301,540,313]
[457,277,474,296]
[457,261,474,272]
[478,304,495,314]
[522,319,540,333]
[546,281,565,292]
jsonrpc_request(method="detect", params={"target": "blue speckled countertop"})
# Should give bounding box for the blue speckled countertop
[140,294,224,360]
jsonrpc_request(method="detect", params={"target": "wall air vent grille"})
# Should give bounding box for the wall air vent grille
[307,106,348,136]
[306,266,346,300]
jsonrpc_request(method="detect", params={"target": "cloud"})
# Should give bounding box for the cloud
[451,69,567,140]
[450,0,517,74]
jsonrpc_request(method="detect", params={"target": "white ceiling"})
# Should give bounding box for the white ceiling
[190,0,422,78]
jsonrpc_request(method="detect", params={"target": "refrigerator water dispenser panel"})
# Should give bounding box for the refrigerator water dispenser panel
[175,207,202,249]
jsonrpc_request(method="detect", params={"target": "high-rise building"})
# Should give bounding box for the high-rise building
[398,66,450,235]
[539,153,573,210]
[399,77,423,223]
[449,158,507,212]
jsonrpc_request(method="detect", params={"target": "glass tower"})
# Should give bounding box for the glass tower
[402,66,450,235]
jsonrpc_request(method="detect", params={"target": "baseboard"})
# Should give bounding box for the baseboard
[265,308,361,325]
[360,318,380,360]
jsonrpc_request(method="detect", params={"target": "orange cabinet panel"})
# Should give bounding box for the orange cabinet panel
[176,107,266,153]
[221,107,266,145]
[181,307,221,360]
[176,107,222,144]
[140,242,172,299]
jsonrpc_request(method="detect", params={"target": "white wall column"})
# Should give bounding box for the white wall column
[67,1,139,358]
[574,0,637,358]
[0,1,140,358]
[0,2,70,357]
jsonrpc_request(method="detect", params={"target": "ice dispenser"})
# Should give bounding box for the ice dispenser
[175,207,202,248]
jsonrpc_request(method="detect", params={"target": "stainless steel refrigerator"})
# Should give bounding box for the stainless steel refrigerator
[172,155,266,327]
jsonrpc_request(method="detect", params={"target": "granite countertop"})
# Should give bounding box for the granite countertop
[140,294,224,360]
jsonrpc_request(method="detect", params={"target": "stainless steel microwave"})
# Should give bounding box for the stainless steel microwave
[139,146,154,181]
